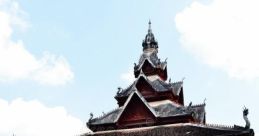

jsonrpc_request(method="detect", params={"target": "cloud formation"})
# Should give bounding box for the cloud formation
[0,98,86,136]
[0,0,73,85]
[175,0,259,79]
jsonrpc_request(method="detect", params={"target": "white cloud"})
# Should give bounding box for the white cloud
[175,0,259,80]
[0,0,73,85]
[32,53,74,86]
[120,69,135,83]
[0,98,90,136]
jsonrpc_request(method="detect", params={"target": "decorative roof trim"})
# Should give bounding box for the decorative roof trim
[170,81,183,96]
[189,103,206,108]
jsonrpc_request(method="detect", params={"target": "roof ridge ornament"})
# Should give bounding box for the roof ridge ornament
[243,106,250,129]
[203,98,207,104]
[182,77,185,82]
[87,112,94,126]
[117,87,122,95]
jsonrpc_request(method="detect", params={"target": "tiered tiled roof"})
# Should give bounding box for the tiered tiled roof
[85,21,254,136]
[116,75,183,97]
[89,91,205,125]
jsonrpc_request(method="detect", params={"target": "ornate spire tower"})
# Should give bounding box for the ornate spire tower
[85,21,254,136]
[134,21,167,81]
[142,20,158,51]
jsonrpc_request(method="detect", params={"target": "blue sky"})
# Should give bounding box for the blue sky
[0,0,258,135]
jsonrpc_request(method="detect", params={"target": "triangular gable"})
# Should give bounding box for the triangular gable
[141,59,156,73]
[135,75,156,96]
[138,58,156,71]
[115,91,157,126]
[137,51,157,71]
[115,74,155,99]
[137,52,167,71]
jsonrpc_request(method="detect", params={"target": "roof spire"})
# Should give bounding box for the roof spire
[142,20,158,51]
[148,20,152,33]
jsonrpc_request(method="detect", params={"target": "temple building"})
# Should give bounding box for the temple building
[84,21,254,136]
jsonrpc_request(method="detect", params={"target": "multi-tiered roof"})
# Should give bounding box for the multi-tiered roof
[85,21,254,136]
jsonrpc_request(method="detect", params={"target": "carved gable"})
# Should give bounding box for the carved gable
[117,92,155,127]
